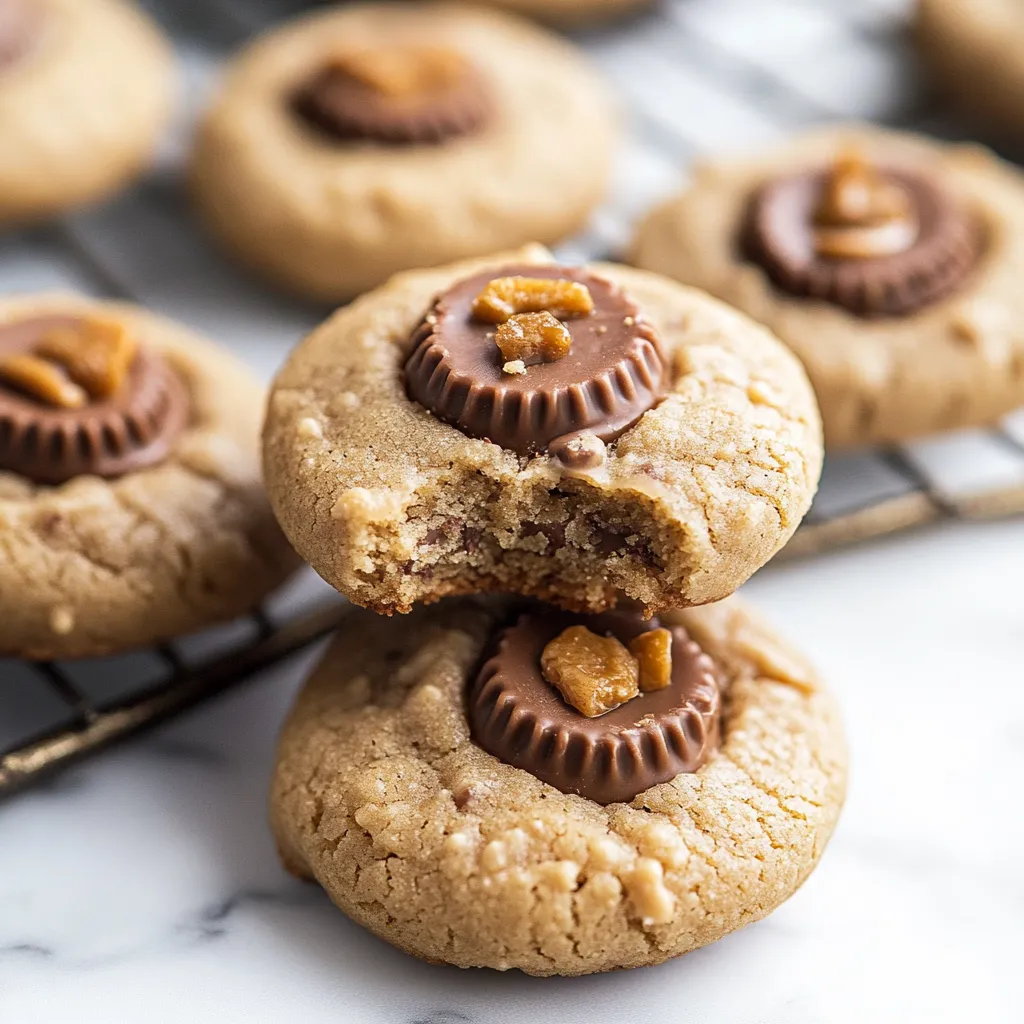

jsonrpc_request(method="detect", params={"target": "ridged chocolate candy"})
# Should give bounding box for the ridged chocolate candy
[0,316,189,485]
[292,50,492,145]
[404,265,667,456]
[743,165,984,317]
[469,607,721,804]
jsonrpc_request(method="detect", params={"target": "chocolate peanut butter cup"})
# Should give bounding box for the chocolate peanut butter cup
[292,45,492,145]
[469,607,721,804]
[404,265,667,456]
[743,153,984,317]
[0,315,189,485]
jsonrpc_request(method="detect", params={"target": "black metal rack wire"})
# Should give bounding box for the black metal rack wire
[3,0,1024,798]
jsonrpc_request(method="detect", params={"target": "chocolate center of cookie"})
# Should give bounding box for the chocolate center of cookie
[468,606,721,804]
[743,151,984,317]
[291,44,493,145]
[0,315,190,485]
[0,0,41,70]
[403,265,668,456]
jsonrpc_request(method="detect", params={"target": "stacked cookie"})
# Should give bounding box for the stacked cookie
[263,245,847,976]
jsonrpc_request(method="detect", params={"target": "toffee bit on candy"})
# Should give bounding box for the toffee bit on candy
[471,275,595,324]
[0,354,87,409]
[495,311,572,367]
[540,625,640,717]
[629,628,673,691]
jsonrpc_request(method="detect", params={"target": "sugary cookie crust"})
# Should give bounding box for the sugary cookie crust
[190,3,617,302]
[0,0,175,224]
[917,0,1024,139]
[0,294,296,660]
[271,595,847,976]
[631,125,1024,450]
[263,245,822,615]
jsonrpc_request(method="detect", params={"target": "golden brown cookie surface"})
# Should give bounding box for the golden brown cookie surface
[271,595,847,976]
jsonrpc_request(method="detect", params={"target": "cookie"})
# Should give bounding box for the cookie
[0,294,296,660]
[190,3,617,303]
[0,0,175,225]
[263,245,822,616]
[467,0,655,29]
[631,125,1024,450]
[916,0,1024,139]
[271,595,847,976]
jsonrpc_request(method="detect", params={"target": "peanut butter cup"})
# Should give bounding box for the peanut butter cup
[292,45,492,145]
[469,606,721,804]
[743,150,983,317]
[0,315,189,485]
[404,265,667,456]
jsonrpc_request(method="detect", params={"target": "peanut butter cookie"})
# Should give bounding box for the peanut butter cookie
[917,0,1024,139]
[0,0,175,224]
[271,595,847,976]
[190,3,617,302]
[631,125,1024,450]
[0,294,296,660]
[263,245,822,616]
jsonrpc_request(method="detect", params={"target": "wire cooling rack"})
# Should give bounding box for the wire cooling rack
[3,0,1024,798]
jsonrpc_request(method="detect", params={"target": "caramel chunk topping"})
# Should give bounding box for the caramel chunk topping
[0,354,87,408]
[36,317,138,400]
[326,46,468,99]
[541,625,640,718]
[812,149,918,259]
[629,628,673,692]
[495,311,572,369]
[471,276,595,324]
[0,316,137,408]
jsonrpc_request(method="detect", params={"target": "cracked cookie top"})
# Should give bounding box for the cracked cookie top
[270,595,847,976]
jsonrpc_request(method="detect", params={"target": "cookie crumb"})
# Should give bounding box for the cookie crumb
[49,606,75,636]
[502,359,527,375]
[626,857,676,927]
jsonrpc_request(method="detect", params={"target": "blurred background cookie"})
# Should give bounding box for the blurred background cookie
[0,294,296,659]
[466,0,656,29]
[632,125,1024,450]
[916,0,1024,140]
[263,245,822,615]
[190,2,618,303]
[0,0,175,225]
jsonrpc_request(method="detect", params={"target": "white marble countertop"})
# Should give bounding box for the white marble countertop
[2,517,1022,1023]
